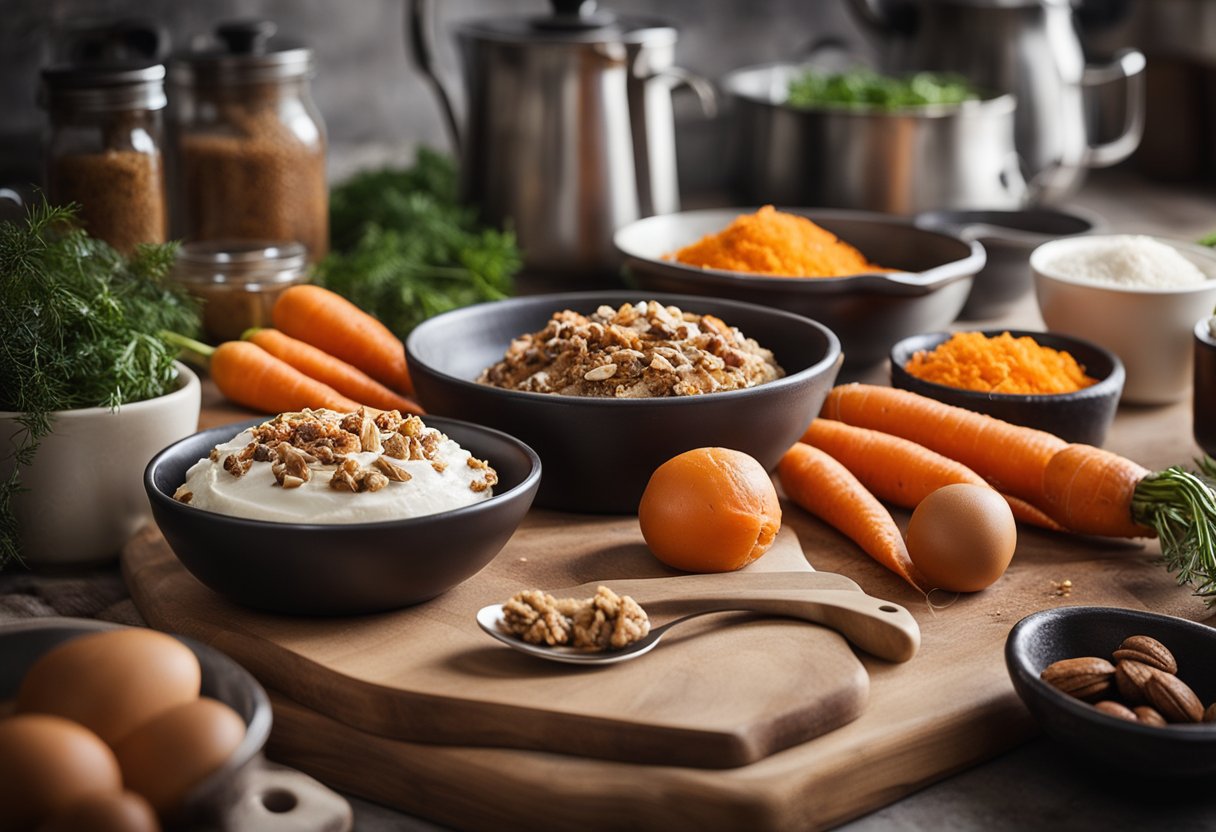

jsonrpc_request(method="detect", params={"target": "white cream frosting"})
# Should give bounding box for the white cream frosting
[177,415,495,524]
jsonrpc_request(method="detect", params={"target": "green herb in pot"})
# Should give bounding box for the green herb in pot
[0,199,200,569]
[317,148,521,338]
[787,69,977,111]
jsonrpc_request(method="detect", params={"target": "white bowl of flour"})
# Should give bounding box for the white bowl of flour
[1032,235,1216,404]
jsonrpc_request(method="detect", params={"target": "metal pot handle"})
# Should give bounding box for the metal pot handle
[1080,48,1146,168]
[650,66,718,117]
[406,0,461,153]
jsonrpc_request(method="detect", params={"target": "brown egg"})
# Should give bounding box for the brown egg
[17,629,201,745]
[0,714,122,832]
[906,483,1017,593]
[113,697,246,814]
[37,791,160,832]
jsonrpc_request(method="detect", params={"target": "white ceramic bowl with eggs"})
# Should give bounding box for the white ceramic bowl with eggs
[0,362,201,566]
[1031,235,1216,404]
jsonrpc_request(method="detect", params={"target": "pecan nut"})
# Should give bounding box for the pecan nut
[1134,706,1168,728]
[1206,703,1216,724]
[1112,635,1178,675]
[1145,672,1204,723]
[1093,700,1137,722]
[1114,659,1156,705]
[1041,657,1115,700]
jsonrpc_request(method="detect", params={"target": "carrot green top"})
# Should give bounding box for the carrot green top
[905,331,1097,395]
[670,206,889,278]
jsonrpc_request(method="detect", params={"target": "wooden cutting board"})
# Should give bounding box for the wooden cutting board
[128,384,1216,829]
[125,522,887,768]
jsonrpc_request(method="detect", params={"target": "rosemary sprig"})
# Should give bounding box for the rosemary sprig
[1131,467,1216,604]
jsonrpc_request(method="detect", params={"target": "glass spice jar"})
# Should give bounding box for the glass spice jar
[40,62,168,254]
[173,240,309,343]
[170,20,328,263]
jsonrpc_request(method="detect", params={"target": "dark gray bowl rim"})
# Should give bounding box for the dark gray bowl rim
[1196,317,1216,347]
[145,413,542,532]
[612,207,986,291]
[721,60,1015,118]
[0,616,272,805]
[405,291,843,408]
[1006,606,1216,742]
[890,328,1125,404]
[912,206,1106,246]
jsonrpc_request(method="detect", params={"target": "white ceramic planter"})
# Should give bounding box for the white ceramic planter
[1,362,201,566]
[1032,236,1216,405]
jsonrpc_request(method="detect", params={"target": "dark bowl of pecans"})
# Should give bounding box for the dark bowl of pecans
[1006,606,1216,777]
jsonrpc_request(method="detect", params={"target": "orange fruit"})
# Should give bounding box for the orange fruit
[638,447,782,573]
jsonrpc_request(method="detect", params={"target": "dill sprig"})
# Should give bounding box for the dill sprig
[315,147,520,338]
[0,198,200,569]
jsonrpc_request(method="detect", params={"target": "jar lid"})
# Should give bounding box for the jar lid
[173,20,313,86]
[39,63,167,113]
[175,240,308,285]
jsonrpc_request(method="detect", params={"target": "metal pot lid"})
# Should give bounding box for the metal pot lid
[457,0,676,44]
[173,20,312,85]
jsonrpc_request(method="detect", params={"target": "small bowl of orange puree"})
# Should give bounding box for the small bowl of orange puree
[889,329,1125,446]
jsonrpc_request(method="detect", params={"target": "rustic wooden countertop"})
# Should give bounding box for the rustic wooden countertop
[3,167,1215,831]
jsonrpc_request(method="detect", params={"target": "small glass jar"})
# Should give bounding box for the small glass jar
[173,240,309,343]
[170,20,328,262]
[40,63,168,254]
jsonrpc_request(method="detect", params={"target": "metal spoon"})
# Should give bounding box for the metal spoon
[476,581,920,666]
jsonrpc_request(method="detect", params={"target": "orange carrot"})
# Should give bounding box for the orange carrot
[272,285,414,395]
[800,418,1062,531]
[778,442,926,591]
[1041,444,1152,538]
[821,383,1066,503]
[244,328,423,415]
[1002,494,1067,533]
[210,341,365,414]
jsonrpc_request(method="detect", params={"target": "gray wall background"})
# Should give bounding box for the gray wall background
[0,0,861,195]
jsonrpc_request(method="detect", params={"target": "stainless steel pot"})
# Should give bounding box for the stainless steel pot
[847,0,1145,203]
[724,62,1025,214]
[409,0,713,276]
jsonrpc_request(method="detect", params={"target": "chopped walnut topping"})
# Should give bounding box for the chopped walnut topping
[271,444,313,489]
[431,461,447,474]
[173,488,193,504]
[372,456,412,482]
[499,586,650,652]
[382,433,408,460]
[469,467,498,493]
[478,301,783,397]
[223,453,252,479]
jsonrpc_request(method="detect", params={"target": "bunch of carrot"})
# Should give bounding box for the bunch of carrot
[169,285,423,416]
[779,383,1216,603]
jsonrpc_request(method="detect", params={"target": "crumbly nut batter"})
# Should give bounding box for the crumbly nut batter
[500,586,651,652]
[478,301,784,398]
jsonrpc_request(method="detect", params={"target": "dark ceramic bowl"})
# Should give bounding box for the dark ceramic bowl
[613,208,984,368]
[0,617,271,825]
[405,292,843,513]
[1195,318,1216,459]
[145,416,541,615]
[889,329,1125,446]
[1006,606,1216,777]
[914,207,1104,320]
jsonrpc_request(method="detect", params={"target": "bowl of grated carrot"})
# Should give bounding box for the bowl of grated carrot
[889,329,1125,446]
[614,206,985,369]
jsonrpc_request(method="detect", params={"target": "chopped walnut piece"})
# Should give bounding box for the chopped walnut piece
[173,488,193,504]
[222,454,252,479]
[398,415,425,439]
[271,444,313,488]
[372,456,412,482]
[382,433,408,459]
[330,458,362,493]
[502,590,574,646]
[431,461,447,474]
[359,414,382,454]
[498,586,650,652]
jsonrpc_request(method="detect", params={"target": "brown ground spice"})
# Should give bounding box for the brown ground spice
[49,148,166,254]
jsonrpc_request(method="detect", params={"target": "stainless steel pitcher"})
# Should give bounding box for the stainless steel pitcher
[409,0,714,276]
[847,0,1146,203]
